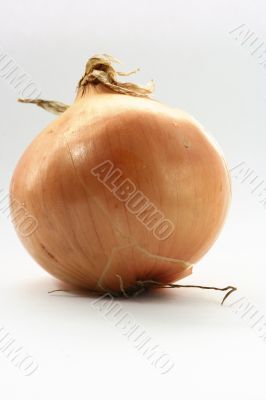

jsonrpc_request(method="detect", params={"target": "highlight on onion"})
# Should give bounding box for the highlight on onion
[10,54,236,303]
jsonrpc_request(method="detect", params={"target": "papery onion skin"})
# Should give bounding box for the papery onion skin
[10,58,231,294]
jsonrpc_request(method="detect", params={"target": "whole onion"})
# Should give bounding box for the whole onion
[10,55,232,297]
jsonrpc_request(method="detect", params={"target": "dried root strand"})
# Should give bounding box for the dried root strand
[49,278,237,306]
[142,282,237,305]
[110,278,237,305]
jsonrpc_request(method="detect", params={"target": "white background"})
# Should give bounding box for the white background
[0,0,266,398]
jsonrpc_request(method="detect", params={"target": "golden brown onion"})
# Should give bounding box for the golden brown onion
[10,55,231,295]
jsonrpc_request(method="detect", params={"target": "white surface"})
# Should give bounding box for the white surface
[1,0,266,399]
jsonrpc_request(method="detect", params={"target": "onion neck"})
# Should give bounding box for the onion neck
[75,54,154,100]
[75,82,113,101]
[17,54,154,115]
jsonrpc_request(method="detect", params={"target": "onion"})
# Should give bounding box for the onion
[10,54,232,298]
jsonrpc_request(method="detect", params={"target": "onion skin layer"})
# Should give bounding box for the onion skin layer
[11,87,231,294]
